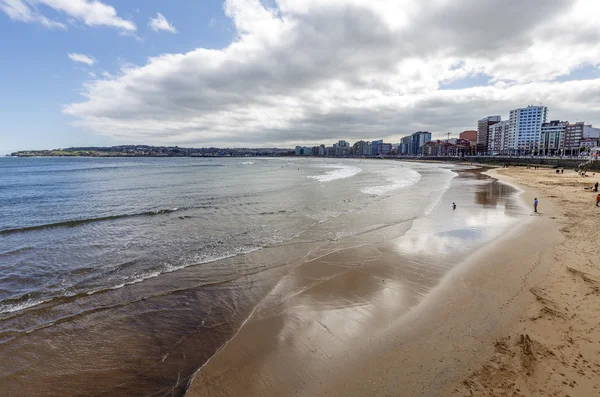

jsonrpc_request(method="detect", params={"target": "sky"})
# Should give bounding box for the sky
[1,0,600,154]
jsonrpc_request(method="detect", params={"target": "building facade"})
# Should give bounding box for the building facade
[581,125,600,150]
[583,125,600,139]
[409,131,432,155]
[508,105,548,153]
[352,140,366,156]
[399,136,411,155]
[565,122,584,150]
[487,120,509,154]
[459,130,477,142]
[371,140,384,155]
[540,120,567,155]
[477,116,501,154]
[580,138,599,149]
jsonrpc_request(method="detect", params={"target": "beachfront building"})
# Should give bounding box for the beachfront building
[583,125,600,139]
[381,143,392,155]
[564,122,585,153]
[540,120,567,156]
[352,140,367,156]
[509,105,548,154]
[422,139,470,157]
[455,138,472,156]
[409,131,432,155]
[488,121,509,154]
[581,126,600,151]
[580,137,599,150]
[399,135,411,155]
[477,116,501,154]
[423,140,443,156]
[460,130,477,154]
[459,130,477,142]
[371,140,384,155]
[333,140,350,157]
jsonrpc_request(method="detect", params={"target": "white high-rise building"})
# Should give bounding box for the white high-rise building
[488,120,509,154]
[508,105,548,153]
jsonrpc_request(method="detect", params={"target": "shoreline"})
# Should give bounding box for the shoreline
[185,166,552,396]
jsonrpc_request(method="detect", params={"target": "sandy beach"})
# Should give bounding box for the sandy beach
[185,166,600,397]
[450,167,600,396]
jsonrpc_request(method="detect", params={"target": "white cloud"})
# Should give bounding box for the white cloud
[65,0,600,146]
[0,0,135,31]
[0,0,66,28]
[68,53,96,66]
[148,12,177,33]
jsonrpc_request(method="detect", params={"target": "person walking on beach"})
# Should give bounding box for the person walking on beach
[596,194,600,207]
[533,198,538,213]
[452,202,457,210]
[595,182,598,192]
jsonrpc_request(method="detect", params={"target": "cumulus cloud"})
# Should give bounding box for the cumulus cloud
[0,0,135,31]
[68,52,96,66]
[148,12,177,33]
[65,0,600,147]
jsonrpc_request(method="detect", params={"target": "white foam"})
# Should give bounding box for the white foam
[307,164,362,182]
[361,168,422,195]
[0,298,53,315]
[242,162,255,165]
[0,246,264,315]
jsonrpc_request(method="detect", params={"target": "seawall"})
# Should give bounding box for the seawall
[392,156,600,170]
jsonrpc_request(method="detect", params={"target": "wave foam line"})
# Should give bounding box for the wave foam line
[0,208,181,235]
[361,168,422,196]
[307,164,362,182]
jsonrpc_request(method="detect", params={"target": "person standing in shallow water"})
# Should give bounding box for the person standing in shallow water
[452,202,457,210]
[533,198,538,213]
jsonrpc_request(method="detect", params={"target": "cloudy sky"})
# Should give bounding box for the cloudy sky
[2,0,600,153]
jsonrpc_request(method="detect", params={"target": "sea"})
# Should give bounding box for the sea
[0,157,521,396]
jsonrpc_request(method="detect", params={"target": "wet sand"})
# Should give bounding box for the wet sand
[186,169,559,396]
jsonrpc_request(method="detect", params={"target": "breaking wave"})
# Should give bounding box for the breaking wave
[307,164,362,182]
[361,168,421,195]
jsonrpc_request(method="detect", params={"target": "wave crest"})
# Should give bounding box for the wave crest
[361,168,421,196]
[307,164,362,182]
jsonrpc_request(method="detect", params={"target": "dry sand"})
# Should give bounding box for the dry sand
[451,167,600,397]
[186,167,599,397]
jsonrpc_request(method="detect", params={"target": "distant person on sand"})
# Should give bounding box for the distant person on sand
[595,182,598,192]
[533,198,538,213]
[596,194,600,207]
[452,202,457,210]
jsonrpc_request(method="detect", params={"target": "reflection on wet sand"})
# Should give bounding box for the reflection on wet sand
[187,169,523,397]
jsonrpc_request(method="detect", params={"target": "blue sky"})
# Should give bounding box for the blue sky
[1,0,235,154]
[1,0,600,154]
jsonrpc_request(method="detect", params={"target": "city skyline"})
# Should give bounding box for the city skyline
[2,0,600,155]
[6,101,593,154]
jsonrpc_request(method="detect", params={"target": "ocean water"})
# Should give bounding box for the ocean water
[0,157,518,396]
